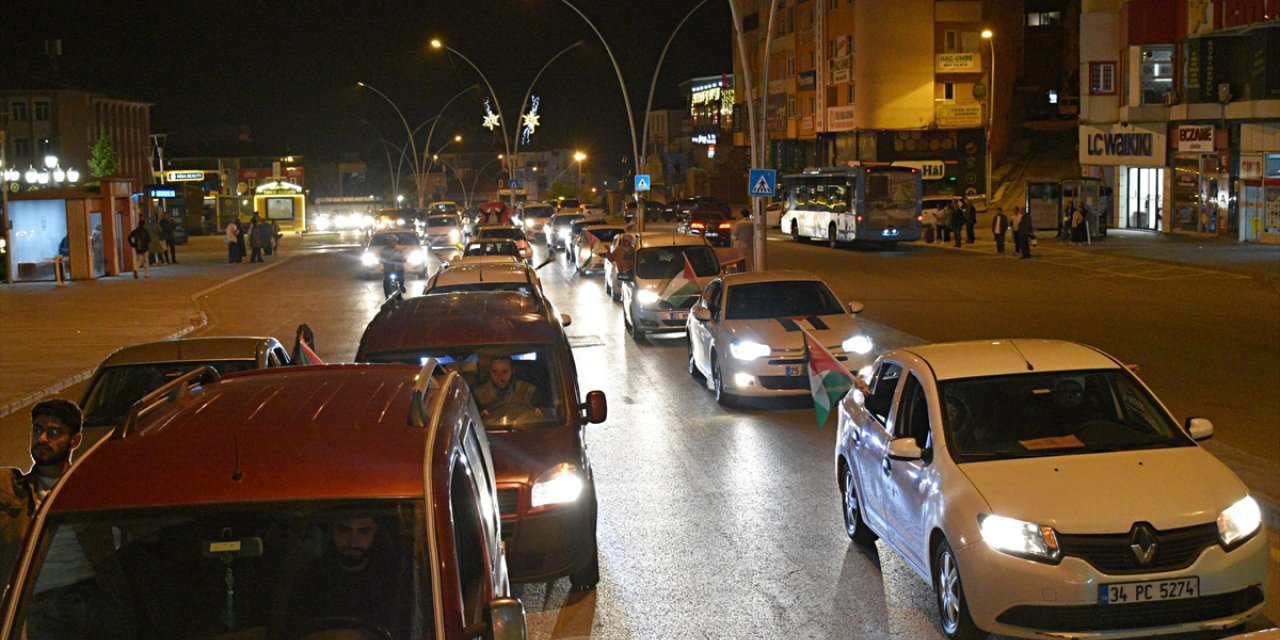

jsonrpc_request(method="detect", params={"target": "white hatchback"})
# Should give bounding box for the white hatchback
[687,270,874,406]
[834,339,1269,639]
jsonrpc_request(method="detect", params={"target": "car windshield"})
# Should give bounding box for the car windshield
[464,241,519,257]
[371,233,419,247]
[634,245,720,280]
[428,283,535,295]
[581,228,622,244]
[724,280,844,320]
[522,206,553,218]
[364,346,566,430]
[13,500,430,639]
[426,216,456,228]
[478,228,523,241]
[941,369,1193,461]
[81,360,258,427]
[559,200,580,209]
[551,214,582,227]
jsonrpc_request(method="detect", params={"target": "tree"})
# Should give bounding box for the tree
[88,133,118,178]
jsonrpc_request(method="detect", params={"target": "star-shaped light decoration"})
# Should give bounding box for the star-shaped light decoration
[481,99,500,131]
[520,96,541,145]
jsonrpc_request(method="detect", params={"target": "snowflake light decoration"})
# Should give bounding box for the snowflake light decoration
[481,99,500,131]
[520,96,541,145]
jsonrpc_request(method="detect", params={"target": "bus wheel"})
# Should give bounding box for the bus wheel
[791,220,802,243]
[828,223,839,249]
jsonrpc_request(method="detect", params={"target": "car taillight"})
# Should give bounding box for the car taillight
[718,221,733,231]
[856,214,864,223]
[692,222,705,230]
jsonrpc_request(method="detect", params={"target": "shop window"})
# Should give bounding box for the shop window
[1090,62,1116,95]
[1139,45,1173,105]
[1265,153,1280,178]
[10,101,28,121]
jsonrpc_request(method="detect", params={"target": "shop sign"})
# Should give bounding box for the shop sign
[891,160,946,180]
[165,170,204,182]
[831,56,851,84]
[1079,124,1167,167]
[798,70,816,90]
[1239,154,1263,179]
[1177,125,1215,152]
[936,52,980,73]
[799,115,815,135]
[827,105,855,131]
[936,104,982,127]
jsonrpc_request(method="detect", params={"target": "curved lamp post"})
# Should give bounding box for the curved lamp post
[430,38,514,204]
[982,29,995,208]
[357,81,422,206]
[510,40,586,170]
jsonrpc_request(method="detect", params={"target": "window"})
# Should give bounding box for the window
[866,362,902,422]
[847,85,854,102]
[944,30,958,52]
[893,375,932,451]
[829,0,838,9]
[10,101,28,121]
[943,83,955,101]
[34,100,50,121]
[38,138,53,155]
[1139,45,1173,105]
[13,138,31,157]
[1027,11,1061,26]
[1089,62,1116,95]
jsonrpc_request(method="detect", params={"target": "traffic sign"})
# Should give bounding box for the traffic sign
[635,174,651,192]
[748,169,777,197]
[508,178,524,190]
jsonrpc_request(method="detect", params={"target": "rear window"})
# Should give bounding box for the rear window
[464,241,519,257]
[522,206,553,217]
[82,360,258,427]
[477,228,523,241]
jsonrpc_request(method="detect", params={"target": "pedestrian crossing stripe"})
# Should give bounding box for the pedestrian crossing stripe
[751,176,773,196]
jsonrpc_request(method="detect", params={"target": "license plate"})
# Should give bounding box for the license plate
[1099,577,1198,605]
[785,365,803,376]
[668,311,688,321]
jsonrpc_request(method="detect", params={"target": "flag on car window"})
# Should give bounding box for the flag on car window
[296,340,324,365]
[802,328,855,429]
[658,253,701,308]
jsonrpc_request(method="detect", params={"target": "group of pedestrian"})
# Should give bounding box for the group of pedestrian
[923,197,977,247]
[126,213,179,279]
[1062,199,1090,245]
[225,215,281,264]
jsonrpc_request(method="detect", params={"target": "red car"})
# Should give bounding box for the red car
[1,364,526,639]
[356,291,608,589]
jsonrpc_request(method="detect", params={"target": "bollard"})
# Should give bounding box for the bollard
[55,255,66,286]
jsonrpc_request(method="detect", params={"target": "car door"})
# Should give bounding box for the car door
[852,360,903,534]
[691,279,724,374]
[884,372,934,571]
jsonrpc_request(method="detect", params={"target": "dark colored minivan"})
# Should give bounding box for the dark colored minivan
[356,292,607,589]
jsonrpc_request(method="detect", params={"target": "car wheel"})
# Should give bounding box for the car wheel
[934,540,986,640]
[828,223,839,249]
[711,352,734,407]
[687,336,704,381]
[841,467,877,546]
[791,220,801,243]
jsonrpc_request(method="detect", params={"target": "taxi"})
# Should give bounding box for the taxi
[1,364,526,639]
[687,270,874,406]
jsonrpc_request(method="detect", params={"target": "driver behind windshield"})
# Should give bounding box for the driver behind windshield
[473,356,540,419]
[287,513,405,639]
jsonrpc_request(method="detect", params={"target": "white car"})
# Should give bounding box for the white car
[687,270,874,406]
[360,230,436,278]
[764,201,786,228]
[618,233,721,340]
[517,202,556,241]
[423,261,543,297]
[834,339,1269,640]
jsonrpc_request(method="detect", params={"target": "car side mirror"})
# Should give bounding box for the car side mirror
[616,271,633,282]
[692,306,712,323]
[1185,417,1214,441]
[888,437,923,461]
[847,301,865,314]
[559,313,572,327]
[482,597,527,640]
[583,390,607,424]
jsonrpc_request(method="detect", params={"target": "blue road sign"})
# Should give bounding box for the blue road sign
[508,178,524,190]
[635,174,651,192]
[748,169,777,197]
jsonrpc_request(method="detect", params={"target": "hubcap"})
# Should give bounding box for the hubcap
[843,473,858,534]
[938,550,961,633]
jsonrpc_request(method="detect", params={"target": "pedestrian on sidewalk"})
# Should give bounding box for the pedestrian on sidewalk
[225,218,241,263]
[269,220,281,255]
[1061,199,1076,241]
[948,201,966,248]
[732,208,754,272]
[1070,206,1088,245]
[962,196,976,244]
[128,219,151,278]
[249,215,266,263]
[1017,205,1034,259]
[235,218,248,263]
[160,212,178,263]
[938,202,953,244]
[922,206,937,243]
[991,207,1010,254]
[147,215,167,266]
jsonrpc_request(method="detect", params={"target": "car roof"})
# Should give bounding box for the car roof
[720,269,824,286]
[635,231,714,249]
[359,292,563,358]
[581,223,626,231]
[431,263,537,286]
[96,337,280,367]
[895,339,1122,381]
[51,364,448,512]
[476,224,524,232]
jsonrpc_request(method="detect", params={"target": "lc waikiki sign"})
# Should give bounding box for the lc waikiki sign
[1080,124,1167,167]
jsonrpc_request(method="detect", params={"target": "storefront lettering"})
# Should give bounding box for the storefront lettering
[1087,133,1154,158]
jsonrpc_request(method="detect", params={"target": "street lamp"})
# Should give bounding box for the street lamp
[509,40,586,187]
[357,81,423,206]
[982,29,995,208]
[430,38,515,205]
[573,151,586,199]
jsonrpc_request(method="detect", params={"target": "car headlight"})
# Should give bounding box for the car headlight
[360,251,378,266]
[558,228,571,239]
[531,463,584,508]
[448,229,461,243]
[1218,496,1262,548]
[980,514,1060,562]
[636,289,660,306]
[729,339,772,361]
[397,217,406,226]
[406,249,424,266]
[842,334,874,355]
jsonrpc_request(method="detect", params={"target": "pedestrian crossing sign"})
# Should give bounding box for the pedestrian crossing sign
[748,169,776,197]
[635,174,651,192]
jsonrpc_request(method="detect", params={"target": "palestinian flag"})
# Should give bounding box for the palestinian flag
[296,340,324,365]
[657,253,702,308]
[803,328,855,429]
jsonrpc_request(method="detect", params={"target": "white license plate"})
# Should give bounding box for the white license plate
[667,311,688,321]
[784,365,803,376]
[1099,577,1198,605]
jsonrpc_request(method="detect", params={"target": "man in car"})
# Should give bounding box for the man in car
[288,514,402,638]
[473,356,540,419]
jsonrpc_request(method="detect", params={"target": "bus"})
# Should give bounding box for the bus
[780,165,923,248]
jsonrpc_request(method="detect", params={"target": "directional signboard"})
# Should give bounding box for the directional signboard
[748,169,776,197]
[635,174,651,192]
[165,170,204,182]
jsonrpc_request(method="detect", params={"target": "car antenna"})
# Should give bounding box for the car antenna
[1007,339,1034,371]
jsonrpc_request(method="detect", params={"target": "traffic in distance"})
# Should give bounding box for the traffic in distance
[3,192,1271,640]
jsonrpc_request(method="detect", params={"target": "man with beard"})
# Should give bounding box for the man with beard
[288,515,403,638]
[0,399,134,637]
[472,355,542,420]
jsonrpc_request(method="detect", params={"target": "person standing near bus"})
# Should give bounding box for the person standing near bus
[991,207,1010,254]
[948,201,966,248]
[1017,205,1034,259]
[961,196,977,244]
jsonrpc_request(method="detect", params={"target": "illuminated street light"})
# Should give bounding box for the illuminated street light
[982,29,995,208]
[430,38,514,199]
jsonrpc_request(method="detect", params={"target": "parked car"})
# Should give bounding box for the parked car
[764,200,786,228]
[356,292,608,589]
[676,209,734,247]
[360,229,436,278]
[835,339,1269,640]
[618,233,722,340]
[688,271,874,406]
[3,363,527,639]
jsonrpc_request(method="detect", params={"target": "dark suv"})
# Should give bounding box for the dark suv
[2,364,526,639]
[356,292,608,589]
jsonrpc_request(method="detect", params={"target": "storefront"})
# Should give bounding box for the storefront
[1237,123,1280,244]
[4,180,140,282]
[1080,123,1167,233]
[1169,123,1229,236]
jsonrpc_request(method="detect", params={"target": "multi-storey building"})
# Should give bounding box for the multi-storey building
[1079,0,1279,243]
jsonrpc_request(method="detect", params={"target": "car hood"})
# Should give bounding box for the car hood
[959,446,1248,532]
[723,314,864,353]
[487,426,582,486]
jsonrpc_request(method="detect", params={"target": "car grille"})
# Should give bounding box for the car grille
[995,586,1263,632]
[1056,522,1220,574]
[497,489,520,517]
[758,375,811,390]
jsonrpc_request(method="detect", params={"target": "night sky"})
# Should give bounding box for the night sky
[1,0,733,176]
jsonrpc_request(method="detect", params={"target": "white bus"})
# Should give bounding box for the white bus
[780,165,923,248]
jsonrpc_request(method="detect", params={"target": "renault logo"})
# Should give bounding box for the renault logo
[1129,524,1158,564]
